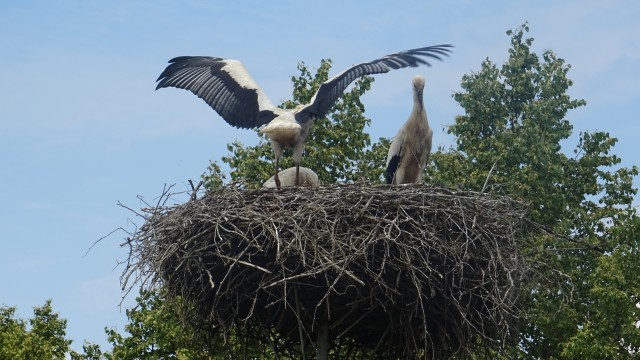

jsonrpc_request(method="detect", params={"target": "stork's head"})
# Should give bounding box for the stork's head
[412,75,425,92]
[412,75,425,104]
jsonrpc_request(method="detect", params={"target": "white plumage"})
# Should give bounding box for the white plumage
[263,167,319,189]
[156,46,451,187]
[385,75,433,185]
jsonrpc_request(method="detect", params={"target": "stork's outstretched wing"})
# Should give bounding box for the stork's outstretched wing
[156,56,279,129]
[298,44,453,122]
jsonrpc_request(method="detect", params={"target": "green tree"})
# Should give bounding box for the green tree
[101,288,280,359]
[70,341,105,360]
[430,23,639,358]
[103,289,211,360]
[0,300,72,360]
[0,305,27,359]
[560,217,640,359]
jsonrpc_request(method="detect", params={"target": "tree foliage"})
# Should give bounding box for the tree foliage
[103,289,213,360]
[0,300,72,360]
[560,217,640,359]
[429,23,639,358]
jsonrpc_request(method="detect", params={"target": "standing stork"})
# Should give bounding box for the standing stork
[385,75,433,185]
[156,45,452,187]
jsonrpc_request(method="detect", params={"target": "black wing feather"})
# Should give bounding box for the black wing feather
[386,152,402,184]
[386,129,407,184]
[156,56,276,129]
[301,44,453,121]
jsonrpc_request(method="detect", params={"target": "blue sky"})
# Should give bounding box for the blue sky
[1,0,638,352]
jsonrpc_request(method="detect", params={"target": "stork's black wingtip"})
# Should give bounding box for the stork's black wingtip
[438,44,455,52]
[431,44,454,52]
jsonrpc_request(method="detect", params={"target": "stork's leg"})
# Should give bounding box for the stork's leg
[271,142,283,189]
[274,158,281,188]
[292,142,304,187]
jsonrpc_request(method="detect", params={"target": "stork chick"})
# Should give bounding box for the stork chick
[385,75,433,184]
[263,166,319,189]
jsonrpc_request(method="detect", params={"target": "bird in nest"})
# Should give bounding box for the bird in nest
[386,75,433,185]
[156,45,452,187]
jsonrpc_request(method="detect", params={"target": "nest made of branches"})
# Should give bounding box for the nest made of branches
[122,183,528,359]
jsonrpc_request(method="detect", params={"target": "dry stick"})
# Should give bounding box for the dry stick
[217,254,272,274]
[316,309,329,360]
[264,268,331,288]
[261,323,281,360]
[481,161,498,194]
[335,307,376,339]
[372,324,391,354]
[294,285,306,360]
[214,247,249,298]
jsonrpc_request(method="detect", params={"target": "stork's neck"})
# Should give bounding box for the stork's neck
[411,90,428,124]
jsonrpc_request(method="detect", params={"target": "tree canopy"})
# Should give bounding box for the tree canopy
[430,23,639,358]
[0,300,72,360]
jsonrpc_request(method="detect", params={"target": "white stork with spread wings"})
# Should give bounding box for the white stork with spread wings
[156,45,452,187]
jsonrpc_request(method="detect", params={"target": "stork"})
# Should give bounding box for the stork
[156,45,452,187]
[385,75,433,185]
[263,167,319,189]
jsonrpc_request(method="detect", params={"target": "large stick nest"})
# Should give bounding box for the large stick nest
[122,183,528,358]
